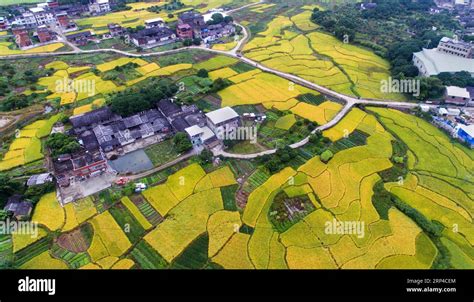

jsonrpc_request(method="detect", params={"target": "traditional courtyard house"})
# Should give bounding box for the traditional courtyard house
[66,31,93,46]
[205,106,240,136]
[145,18,165,29]
[71,106,171,155]
[178,11,206,38]
[108,23,125,37]
[36,26,56,43]
[88,0,111,15]
[4,195,33,221]
[201,23,235,43]
[56,12,77,32]
[445,86,471,105]
[185,124,217,147]
[130,27,176,48]
[92,109,171,152]
[54,3,87,17]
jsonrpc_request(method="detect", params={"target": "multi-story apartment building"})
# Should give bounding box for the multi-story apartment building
[437,37,473,58]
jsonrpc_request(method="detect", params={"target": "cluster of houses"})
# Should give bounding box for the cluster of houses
[4,0,110,29]
[128,10,236,49]
[51,99,240,187]
[419,103,474,148]
[2,0,236,49]
[2,0,82,49]
[1,0,112,48]
[62,10,235,48]
[3,173,54,220]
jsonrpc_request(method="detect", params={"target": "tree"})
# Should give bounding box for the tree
[320,150,334,163]
[209,78,232,93]
[192,38,202,46]
[197,69,209,78]
[224,16,234,23]
[45,133,81,156]
[207,13,224,25]
[416,76,445,101]
[0,209,8,221]
[199,149,213,164]
[437,71,474,88]
[183,38,193,46]
[0,174,23,208]
[24,182,55,204]
[173,132,193,153]
[109,80,177,116]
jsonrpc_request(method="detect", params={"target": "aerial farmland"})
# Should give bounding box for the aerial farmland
[0,0,472,286]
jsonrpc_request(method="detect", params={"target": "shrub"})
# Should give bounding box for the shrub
[173,132,193,154]
[197,69,209,78]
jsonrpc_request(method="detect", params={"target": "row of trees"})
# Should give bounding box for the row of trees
[206,13,233,26]
[109,79,178,116]
[45,133,81,157]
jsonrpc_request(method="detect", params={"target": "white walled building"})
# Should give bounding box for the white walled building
[437,37,473,58]
[205,107,240,137]
[29,7,56,25]
[89,0,111,15]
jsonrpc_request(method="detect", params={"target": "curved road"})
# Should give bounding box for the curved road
[0,1,427,159]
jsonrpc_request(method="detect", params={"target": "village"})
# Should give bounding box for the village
[0,0,474,282]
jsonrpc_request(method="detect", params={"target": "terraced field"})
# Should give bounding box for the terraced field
[0,42,66,56]
[5,107,473,269]
[242,13,406,101]
[0,113,63,171]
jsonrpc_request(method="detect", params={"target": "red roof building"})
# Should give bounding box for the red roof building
[177,23,193,39]
[37,27,55,43]
[0,17,7,30]
[56,13,69,28]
